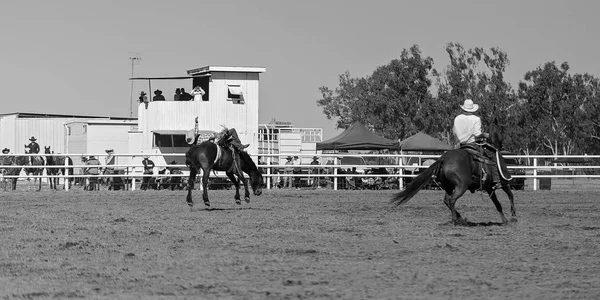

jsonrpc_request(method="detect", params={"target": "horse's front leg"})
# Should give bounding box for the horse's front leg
[488,190,509,224]
[501,182,517,222]
[226,172,242,205]
[186,168,197,209]
[239,173,251,203]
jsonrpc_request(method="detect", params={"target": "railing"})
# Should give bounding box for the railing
[1,153,599,191]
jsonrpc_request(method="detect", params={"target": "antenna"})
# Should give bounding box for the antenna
[128,53,142,118]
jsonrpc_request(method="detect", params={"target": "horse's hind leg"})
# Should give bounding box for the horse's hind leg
[226,172,242,205]
[201,168,211,207]
[186,168,197,208]
[443,187,468,225]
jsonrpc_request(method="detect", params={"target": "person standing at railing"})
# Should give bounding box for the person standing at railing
[103,149,116,190]
[292,156,302,189]
[310,156,321,189]
[140,156,155,190]
[283,156,294,189]
[84,155,101,191]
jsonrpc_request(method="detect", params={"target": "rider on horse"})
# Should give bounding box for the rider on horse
[453,99,512,189]
[25,136,40,154]
[188,117,249,172]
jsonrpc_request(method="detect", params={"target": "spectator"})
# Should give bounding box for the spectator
[191,86,205,101]
[283,156,294,189]
[103,149,116,190]
[174,88,182,101]
[1,148,11,165]
[84,155,101,191]
[180,88,193,101]
[167,160,183,190]
[310,156,321,189]
[292,156,302,189]
[140,156,155,190]
[153,90,166,101]
[139,91,149,109]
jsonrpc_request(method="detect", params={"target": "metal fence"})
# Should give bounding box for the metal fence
[1,153,599,191]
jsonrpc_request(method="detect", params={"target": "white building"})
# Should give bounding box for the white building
[0,112,131,155]
[133,65,266,167]
[258,120,323,165]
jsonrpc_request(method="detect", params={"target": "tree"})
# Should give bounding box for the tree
[317,45,437,140]
[517,62,596,155]
[435,43,519,150]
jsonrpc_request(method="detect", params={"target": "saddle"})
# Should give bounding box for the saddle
[460,142,498,190]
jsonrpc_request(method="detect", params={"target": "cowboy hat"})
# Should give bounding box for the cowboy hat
[460,99,479,113]
[286,156,293,160]
[105,149,114,153]
[29,136,37,141]
[2,148,9,153]
[154,89,162,95]
[312,156,319,160]
[140,91,146,95]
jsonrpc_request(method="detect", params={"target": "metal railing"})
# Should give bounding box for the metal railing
[1,153,599,191]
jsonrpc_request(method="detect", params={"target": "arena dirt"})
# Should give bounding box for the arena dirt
[1,189,599,299]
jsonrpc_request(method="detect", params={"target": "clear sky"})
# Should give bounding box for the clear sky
[1,0,598,139]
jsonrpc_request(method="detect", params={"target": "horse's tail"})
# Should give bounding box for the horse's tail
[390,159,442,207]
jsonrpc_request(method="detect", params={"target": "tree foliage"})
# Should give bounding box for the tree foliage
[317,45,436,140]
[317,43,600,154]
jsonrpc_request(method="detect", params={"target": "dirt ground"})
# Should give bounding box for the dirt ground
[1,188,599,299]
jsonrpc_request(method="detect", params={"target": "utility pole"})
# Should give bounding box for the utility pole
[129,54,141,118]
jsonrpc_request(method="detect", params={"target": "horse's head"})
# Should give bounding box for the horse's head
[239,152,263,196]
[44,146,51,154]
[249,170,264,196]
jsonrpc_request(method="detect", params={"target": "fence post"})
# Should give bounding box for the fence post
[333,157,338,191]
[131,167,136,191]
[533,158,538,191]
[398,155,404,190]
[64,156,69,191]
[266,166,271,190]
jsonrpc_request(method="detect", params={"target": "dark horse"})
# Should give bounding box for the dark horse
[1,155,27,191]
[44,146,74,190]
[185,137,263,209]
[391,128,516,225]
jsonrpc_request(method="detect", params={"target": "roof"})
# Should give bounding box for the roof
[316,122,399,150]
[0,112,134,120]
[187,66,266,76]
[65,119,138,126]
[399,132,453,151]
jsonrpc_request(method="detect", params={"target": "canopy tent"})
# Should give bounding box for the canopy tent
[316,122,399,150]
[399,132,452,151]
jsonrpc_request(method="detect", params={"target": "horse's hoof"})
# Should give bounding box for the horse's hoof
[244,197,250,203]
[204,201,210,207]
[235,199,242,205]
[510,217,518,223]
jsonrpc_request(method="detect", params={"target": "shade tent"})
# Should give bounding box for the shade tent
[316,122,399,150]
[399,132,452,151]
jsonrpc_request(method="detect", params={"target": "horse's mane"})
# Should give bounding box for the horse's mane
[238,150,258,170]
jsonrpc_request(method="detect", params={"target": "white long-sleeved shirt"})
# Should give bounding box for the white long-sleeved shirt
[453,113,482,144]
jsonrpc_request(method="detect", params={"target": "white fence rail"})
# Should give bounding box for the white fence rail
[1,153,599,191]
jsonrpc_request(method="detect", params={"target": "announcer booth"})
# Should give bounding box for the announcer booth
[130,66,266,167]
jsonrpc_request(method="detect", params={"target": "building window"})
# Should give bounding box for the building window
[153,133,189,148]
[227,85,244,104]
[82,125,87,134]
[66,126,71,136]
